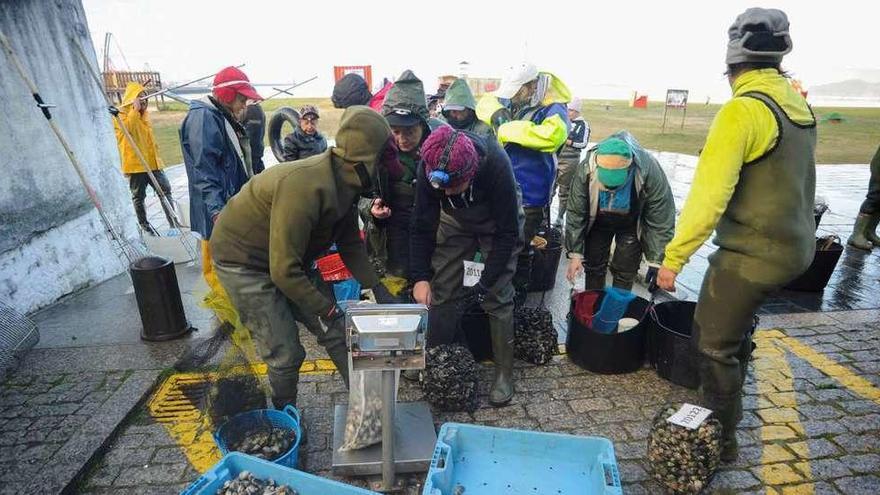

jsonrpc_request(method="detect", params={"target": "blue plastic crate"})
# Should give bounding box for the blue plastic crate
[213,406,302,468]
[423,423,622,495]
[182,452,379,495]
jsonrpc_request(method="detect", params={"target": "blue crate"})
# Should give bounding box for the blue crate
[423,423,622,495]
[213,406,302,468]
[181,452,379,495]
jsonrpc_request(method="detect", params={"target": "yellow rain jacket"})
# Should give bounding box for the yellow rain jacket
[663,69,816,273]
[114,82,163,174]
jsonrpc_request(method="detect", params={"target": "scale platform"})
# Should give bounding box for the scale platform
[331,401,437,476]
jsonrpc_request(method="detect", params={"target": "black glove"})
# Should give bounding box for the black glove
[321,305,345,327]
[371,282,396,304]
[645,265,660,293]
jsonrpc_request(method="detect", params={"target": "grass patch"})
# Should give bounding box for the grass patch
[148,98,880,166]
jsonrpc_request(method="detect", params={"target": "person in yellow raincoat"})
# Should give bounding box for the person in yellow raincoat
[114,82,176,234]
[657,8,817,462]
[476,63,571,301]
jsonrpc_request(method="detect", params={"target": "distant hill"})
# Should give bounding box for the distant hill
[810,79,880,98]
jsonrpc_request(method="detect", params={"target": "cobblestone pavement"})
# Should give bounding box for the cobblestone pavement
[0,369,159,494]
[76,309,880,494]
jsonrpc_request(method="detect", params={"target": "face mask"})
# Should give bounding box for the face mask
[597,167,629,189]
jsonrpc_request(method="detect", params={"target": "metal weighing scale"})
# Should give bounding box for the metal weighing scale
[331,303,436,492]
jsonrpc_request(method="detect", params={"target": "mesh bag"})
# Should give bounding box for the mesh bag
[647,403,722,494]
[422,344,479,412]
[514,305,558,365]
[340,369,399,451]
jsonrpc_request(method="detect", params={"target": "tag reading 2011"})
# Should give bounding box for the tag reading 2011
[463,260,485,287]
[666,403,713,430]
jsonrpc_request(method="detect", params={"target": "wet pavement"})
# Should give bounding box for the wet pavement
[2,150,877,494]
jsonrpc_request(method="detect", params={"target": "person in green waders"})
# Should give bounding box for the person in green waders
[361,70,432,278]
[410,125,523,406]
[847,144,880,249]
[657,8,817,461]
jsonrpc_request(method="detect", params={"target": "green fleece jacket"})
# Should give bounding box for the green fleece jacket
[210,107,391,316]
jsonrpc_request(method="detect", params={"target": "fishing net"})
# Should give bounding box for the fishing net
[647,403,722,494]
[176,319,267,426]
[422,344,479,412]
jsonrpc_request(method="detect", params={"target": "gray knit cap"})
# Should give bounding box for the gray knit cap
[726,8,793,65]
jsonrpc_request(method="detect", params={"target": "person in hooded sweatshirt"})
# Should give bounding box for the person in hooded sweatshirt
[410,125,523,406]
[657,8,817,462]
[114,82,176,234]
[441,78,494,140]
[210,106,394,409]
[179,66,261,305]
[360,70,432,278]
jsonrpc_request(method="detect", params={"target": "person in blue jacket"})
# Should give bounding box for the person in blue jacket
[179,65,262,299]
[477,62,571,299]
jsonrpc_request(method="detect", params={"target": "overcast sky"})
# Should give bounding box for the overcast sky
[82,0,880,102]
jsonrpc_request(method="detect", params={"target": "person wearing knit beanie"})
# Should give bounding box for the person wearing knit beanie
[410,125,524,407]
[421,125,480,192]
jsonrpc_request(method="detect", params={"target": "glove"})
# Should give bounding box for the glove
[370,282,396,304]
[321,305,345,327]
[645,264,660,293]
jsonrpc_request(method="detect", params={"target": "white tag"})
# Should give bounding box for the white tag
[463,260,485,287]
[666,403,713,430]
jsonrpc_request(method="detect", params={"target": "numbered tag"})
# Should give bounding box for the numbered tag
[666,403,713,430]
[463,260,485,287]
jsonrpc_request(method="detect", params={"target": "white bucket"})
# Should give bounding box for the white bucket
[617,317,640,333]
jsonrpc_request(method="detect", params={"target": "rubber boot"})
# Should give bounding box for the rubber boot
[848,213,874,250]
[866,213,880,246]
[161,194,177,229]
[488,317,514,406]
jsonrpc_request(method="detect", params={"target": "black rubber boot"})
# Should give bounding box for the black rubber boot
[488,317,514,406]
[866,213,880,246]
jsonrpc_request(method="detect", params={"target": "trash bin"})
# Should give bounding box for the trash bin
[130,256,192,341]
[567,290,650,374]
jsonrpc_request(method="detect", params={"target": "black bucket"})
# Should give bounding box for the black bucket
[647,301,759,390]
[647,301,700,389]
[130,256,192,342]
[566,290,650,374]
[528,227,563,292]
[460,301,493,361]
[784,237,843,292]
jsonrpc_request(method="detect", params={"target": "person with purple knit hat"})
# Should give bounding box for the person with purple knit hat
[410,125,524,406]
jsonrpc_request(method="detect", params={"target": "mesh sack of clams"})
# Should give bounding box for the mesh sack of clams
[217,470,298,495]
[647,403,722,494]
[339,369,398,451]
[421,344,479,412]
[514,306,558,365]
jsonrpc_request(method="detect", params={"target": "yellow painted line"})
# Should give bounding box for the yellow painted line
[147,358,338,473]
[752,330,812,491]
[774,333,880,405]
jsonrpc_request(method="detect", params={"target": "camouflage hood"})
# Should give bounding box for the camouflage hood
[381,70,429,125]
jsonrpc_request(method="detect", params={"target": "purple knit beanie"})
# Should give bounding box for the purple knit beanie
[421,125,479,189]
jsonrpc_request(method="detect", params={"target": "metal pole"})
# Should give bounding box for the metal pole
[71,38,199,261]
[661,104,668,134]
[118,64,246,107]
[381,369,396,491]
[0,30,139,265]
[681,104,687,130]
[263,76,318,101]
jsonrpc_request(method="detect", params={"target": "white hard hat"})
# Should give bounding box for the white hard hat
[495,62,539,100]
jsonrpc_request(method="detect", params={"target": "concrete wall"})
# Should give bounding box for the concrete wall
[0,0,140,314]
